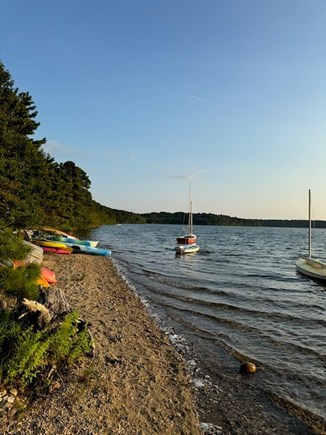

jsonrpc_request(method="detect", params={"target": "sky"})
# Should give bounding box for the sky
[1,0,326,219]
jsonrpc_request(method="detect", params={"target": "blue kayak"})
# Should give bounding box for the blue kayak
[65,243,111,256]
[53,235,99,247]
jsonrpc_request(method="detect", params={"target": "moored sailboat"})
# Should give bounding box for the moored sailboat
[176,181,200,255]
[296,189,326,280]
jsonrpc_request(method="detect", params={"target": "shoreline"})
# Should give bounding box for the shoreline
[4,252,321,434]
[5,253,202,434]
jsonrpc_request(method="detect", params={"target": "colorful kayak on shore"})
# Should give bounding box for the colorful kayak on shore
[41,267,57,284]
[34,240,68,249]
[41,226,77,239]
[42,246,72,255]
[53,235,99,247]
[36,275,50,288]
[65,243,111,256]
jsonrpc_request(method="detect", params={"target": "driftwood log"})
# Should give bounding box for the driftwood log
[39,286,71,319]
[18,287,71,327]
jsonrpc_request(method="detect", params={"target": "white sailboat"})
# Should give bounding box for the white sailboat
[176,181,200,255]
[296,189,326,280]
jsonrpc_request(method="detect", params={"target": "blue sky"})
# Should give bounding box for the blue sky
[1,0,326,219]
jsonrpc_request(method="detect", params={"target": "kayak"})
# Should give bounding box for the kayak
[53,235,99,247]
[42,246,72,255]
[36,275,50,288]
[34,240,69,249]
[41,226,78,239]
[41,267,57,284]
[65,243,111,256]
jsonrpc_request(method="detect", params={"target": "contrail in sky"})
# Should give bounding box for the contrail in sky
[191,95,210,104]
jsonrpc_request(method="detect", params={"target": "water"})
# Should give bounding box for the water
[85,224,326,433]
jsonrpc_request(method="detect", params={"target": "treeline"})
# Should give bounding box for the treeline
[0,60,144,231]
[141,212,260,226]
[141,212,326,228]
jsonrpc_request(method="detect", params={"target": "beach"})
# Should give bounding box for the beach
[4,253,202,435]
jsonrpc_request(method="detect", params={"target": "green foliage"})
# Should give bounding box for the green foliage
[0,264,40,300]
[67,326,93,366]
[0,310,92,389]
[0,229,40,300]
[0,229,31,262]
[5,327,50,387]
[49,310,92,368]
[0,310,22,369]
[0,312,49,388]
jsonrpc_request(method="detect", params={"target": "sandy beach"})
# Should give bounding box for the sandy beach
[4,253,202,435]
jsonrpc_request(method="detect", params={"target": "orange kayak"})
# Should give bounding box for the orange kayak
[41,267,57,284]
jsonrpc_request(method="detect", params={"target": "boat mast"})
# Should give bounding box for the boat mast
[308,189,311,259]
[188,180,192,235]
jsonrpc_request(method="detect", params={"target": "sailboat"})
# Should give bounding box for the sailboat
[296,189,326,280]
[175,181,200,255]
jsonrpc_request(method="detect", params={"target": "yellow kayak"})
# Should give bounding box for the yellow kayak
[34,240,70,250]
[36,276,50,288]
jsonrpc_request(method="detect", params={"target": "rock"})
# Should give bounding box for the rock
[240,361,256,374]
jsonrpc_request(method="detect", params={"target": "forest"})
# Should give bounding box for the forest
[0,59,145,231]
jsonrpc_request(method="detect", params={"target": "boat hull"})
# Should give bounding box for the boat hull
[65,243,111,256]
[175,244,200,255]
[41,267,57,284]
[22,241,44,265]
[42,246,72,254]
[35,240,69,249]
[296,258,326,280]
[54,235,99,247]
[176,236,197,245]
[41,226,77,239]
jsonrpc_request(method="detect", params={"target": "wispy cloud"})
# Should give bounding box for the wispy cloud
[191,95,210,104]
[42,140,77,158]
[161,175,190,180]
[160,170,205,180]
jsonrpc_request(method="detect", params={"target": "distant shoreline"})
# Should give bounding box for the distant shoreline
[139,212,326,228]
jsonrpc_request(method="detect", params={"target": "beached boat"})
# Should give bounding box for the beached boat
[176,180,199,255]
[34,240,71,250]
[296,189,326,281]
[22,241,44,265]
[53,235,99,247]
[42,246,72,255]
[41,226,78,239]
[40,267,57,284]
[64,243,111,257]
